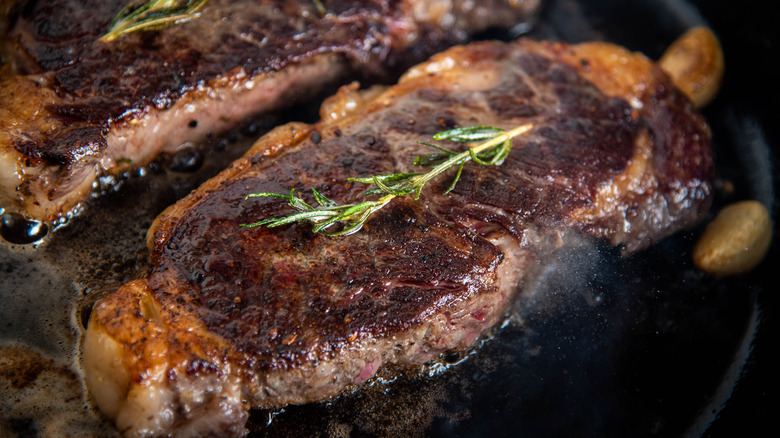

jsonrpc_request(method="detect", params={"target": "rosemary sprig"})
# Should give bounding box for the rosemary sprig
[99,0,210,42]
[241,123,533,236]
[100,1,328,42]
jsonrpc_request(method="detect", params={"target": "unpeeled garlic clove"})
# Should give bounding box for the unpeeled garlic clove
[693,200,772,276]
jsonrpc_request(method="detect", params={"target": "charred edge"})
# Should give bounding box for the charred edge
[13,126,108,166]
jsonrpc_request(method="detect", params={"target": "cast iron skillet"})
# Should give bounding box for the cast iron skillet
[0,0,775,436]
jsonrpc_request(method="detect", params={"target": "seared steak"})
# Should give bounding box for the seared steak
[0,0,540,225]
[84,39,713,437]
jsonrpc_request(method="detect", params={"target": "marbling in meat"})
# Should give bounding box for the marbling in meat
[0,0,539,224]
[84,38,713,436]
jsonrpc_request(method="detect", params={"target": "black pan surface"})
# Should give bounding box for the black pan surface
[0,0,776,436]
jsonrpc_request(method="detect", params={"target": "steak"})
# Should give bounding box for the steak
[84,39,713,437]
[0,0,540,226]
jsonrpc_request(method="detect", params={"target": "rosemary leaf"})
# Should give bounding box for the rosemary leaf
[311,188,337,207]
[443,162,466,195]
[432,126,505,142]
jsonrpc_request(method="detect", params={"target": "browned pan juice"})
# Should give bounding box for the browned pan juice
[0,116,282,436]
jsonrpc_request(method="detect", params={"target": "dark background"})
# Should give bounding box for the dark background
[691,0,777,436]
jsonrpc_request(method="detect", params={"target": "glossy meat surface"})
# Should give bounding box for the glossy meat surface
[85,39,713,436]
[0,0,540,224]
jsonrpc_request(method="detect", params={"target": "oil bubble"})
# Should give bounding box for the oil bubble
[1,213,48,244]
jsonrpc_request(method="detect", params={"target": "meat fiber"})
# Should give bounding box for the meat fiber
[84,39,713,436]
[0,0,540,225]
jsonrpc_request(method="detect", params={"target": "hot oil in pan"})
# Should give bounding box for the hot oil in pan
[0,112,297,435]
